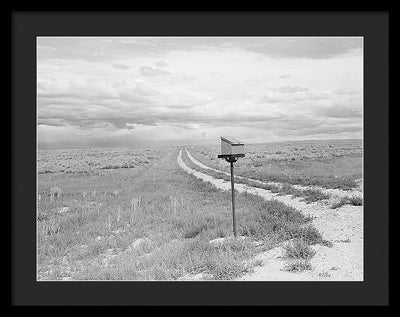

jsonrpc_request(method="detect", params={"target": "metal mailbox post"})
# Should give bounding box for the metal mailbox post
[217,137,245,238]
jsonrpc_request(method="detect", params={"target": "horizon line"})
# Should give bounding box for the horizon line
[37,137,363,151]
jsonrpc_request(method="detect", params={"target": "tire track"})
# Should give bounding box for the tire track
[185,148,363,200]
[179,148,323,218]
[178,148,363,281]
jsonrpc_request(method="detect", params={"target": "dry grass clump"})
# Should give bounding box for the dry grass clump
[49,186,62,200]
[329,196,363,209]
[278,184,330,203]
[238,198,313,242]
[347,196,363,206]
[183,222,209,239]
[284,260,313,272]
[284,238,316,259]
[299,189,330,203]
[287,225,324,245]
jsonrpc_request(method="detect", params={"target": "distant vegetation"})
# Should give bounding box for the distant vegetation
[188,139,362,190]
[37,147,166,174]
[182,150,332,204]
[37,147,326,281]
[330,196,363,209]
[37,139,362,281]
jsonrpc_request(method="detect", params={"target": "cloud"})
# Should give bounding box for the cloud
[112,63,131,70]
[38,79,155,108]
[156,61,168,68]
[261,87,321,104]
[261,95,284,104]
[321,105,362,119]
[278,124,361,137]
[37,37,363,148]
[244,37,362,59]
[37,37,362,67]
[132,82,159,96]
[278,86,308,93]
[118,90,153,104]
[38,118,67,127]
[139,66,170,77]
[333,87,362,96]
[109,118,136,130]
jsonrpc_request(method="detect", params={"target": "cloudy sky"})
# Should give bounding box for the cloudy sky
[37,37,363,149]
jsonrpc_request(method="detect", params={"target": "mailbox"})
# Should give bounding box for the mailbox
[220,136,245,156]
[217,136,245,238]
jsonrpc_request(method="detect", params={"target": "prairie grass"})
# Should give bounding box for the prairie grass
[284,260,313,272]
[182,150,330,204]
[347,196,363,206]
[187,139,362,190]
[37,146,166,175]
[37,147,322,281]
[330,196,363,209]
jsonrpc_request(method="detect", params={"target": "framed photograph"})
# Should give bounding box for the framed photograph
[11,11,389,306]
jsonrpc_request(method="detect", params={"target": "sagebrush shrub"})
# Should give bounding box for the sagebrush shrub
[284,239,316,259]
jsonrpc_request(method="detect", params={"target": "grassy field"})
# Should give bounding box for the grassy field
[37,145,325,280]
[38,146,167,175]
[182,149,332,204]
[187,139,362,190]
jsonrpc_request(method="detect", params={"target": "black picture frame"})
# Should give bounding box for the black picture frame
[11,11,389,306]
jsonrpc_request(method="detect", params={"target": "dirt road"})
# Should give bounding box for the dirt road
[178,148,363,281]
[185,148,363,200]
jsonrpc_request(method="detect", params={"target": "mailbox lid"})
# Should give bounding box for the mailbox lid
[220,136,245,156]
[221,136,244,146]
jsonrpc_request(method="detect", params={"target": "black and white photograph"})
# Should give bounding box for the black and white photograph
[36,36,365,281]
